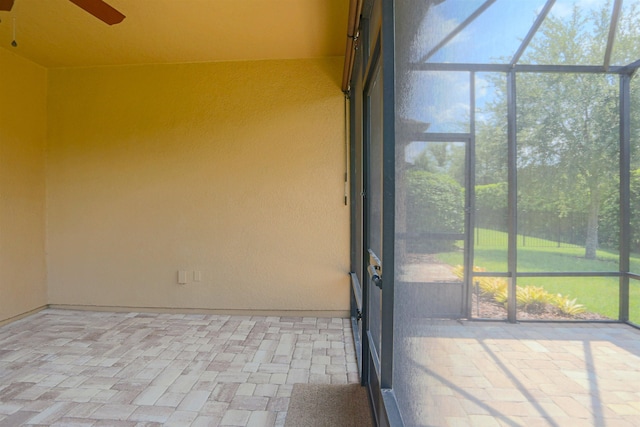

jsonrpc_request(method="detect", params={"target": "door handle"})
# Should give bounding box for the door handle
[367,265,383,289]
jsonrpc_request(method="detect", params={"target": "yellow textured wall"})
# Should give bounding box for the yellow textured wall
[47,58,349,314]
[0,49,48,322]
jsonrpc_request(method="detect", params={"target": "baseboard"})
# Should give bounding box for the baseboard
[0,305,48,327]
[47,304,350,318]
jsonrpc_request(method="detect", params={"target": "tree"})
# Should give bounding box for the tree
[516,73,618,260]
[479,1,640,259]
[475,72,509,187]
[412,141,465,185]
[600,169,640,253]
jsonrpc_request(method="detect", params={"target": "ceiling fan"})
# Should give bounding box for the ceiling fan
[0,0,125,25]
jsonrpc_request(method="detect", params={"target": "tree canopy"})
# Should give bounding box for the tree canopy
[476,0,640,259]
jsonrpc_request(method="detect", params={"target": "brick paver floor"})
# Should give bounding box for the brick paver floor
[396,320,640,427]
[0,309,358,426]
[4,310,640,426]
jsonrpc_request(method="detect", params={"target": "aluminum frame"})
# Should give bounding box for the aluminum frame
[349,2,640,426]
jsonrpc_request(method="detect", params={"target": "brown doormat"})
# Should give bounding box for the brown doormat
[285,383,374,427]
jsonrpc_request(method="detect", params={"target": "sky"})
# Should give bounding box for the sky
[401,0,633,134]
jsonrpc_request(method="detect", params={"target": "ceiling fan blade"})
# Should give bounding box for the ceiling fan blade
[68,0,125,25]
[0,0,14,12]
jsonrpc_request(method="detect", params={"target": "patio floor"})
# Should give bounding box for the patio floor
[0,309,359,426]
[2,310,640,426]
[396,320,640,427]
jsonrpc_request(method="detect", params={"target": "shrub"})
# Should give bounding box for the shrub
[475,182,507,211]
[456,266,509,305]
[406,170,464,253]
[516,286,553,313]
[552,295,586,315]
[456,265,587,317]
[475,182,508,232]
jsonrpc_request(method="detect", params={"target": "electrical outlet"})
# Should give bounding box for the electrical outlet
[178,270,188,284]
[193,271,202,282]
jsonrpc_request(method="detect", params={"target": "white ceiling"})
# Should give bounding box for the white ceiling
[0,0,348,68]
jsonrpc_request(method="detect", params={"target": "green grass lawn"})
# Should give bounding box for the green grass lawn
[437,228,640,321]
